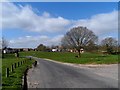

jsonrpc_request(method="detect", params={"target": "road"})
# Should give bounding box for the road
[27,57,118,89]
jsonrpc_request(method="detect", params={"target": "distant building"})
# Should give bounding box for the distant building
[23,48,29,51]
[12,48,23,52]
[52,49,58,52]
[11,48,34,52]
[51,47,62,52]
[67,48,84,53]
[3,48,16,54]
[2,47,34,54]
[80,48,84,53]
[3,49,6,54]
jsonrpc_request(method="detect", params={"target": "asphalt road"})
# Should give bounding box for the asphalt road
[27,57,118,88]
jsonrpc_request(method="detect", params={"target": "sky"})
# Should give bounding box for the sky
[1,2,118,48]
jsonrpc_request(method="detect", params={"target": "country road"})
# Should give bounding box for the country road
[27,57,118,89]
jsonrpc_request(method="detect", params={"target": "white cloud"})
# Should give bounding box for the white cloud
[2,2,70,33]
[9,35,63,48]
[2,2,117,35]
[74,10,118,36]
[2,2,118,48]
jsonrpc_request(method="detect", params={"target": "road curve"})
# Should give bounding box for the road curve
[27,57,118,88]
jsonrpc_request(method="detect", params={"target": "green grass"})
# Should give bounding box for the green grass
[2,53,35,90]
[20,51,118,64]
[1,51,118,90]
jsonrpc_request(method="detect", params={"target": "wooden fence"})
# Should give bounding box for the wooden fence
[6,59,30,77]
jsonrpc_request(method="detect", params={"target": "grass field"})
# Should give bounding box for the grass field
[20,51,118,64]
[2,53,35,90]
[1,51,118,89]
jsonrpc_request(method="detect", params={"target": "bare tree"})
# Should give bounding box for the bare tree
[84,41,98,52]
[101,37,118,54]
[2,37,8,49]
[61,26,98,57]
[1,37,9,58]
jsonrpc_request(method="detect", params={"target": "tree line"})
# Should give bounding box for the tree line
[2,26,119,58]
[35,26,118,58]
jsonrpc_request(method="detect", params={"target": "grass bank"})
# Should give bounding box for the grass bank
[20,51,118,64]
[2,53,35,90]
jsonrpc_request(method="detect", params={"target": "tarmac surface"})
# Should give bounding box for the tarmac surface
[27,57,118,89]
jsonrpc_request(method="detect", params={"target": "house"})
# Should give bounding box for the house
[3,48,16,54]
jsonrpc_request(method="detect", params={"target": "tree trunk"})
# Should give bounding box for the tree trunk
[78,50,81,58]
[2,50,4,58]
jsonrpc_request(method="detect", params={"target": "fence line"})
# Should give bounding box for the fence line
[5,58,31,77]
[6,68,9,77]
[11,64,14,72]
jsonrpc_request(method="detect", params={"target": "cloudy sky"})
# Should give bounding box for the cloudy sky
[2,2,118,48]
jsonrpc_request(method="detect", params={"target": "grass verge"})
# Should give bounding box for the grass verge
[20,51,118,64]
[2,53,35,90]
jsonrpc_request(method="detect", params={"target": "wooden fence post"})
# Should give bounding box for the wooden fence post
[21,61,22,65]
[6,68,9,77]
[18,62,19,67]
[14,63,17,68]
[11,64,14,72]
